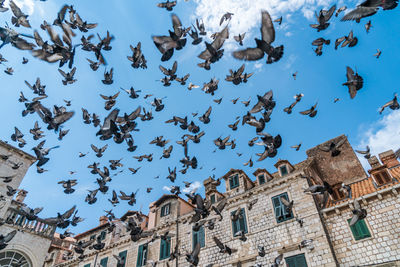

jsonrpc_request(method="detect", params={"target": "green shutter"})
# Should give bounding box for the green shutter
[137,244,147,266]
[159,238,171,260]
[272,193,293,223]
[285,254,308,267]
[199,226,205,247]
[210,194,216,204]
[348,219,371,240]
[231,210,238,235]
[192,230,198,249]
[137,244,143,266]
[100,231,106,240]
[240,208,247,233]
[118,250,127,267]
[230,175,239,189]
[231,209,247,235]
[100,257,108,267]
[193,226,205,249]
[84,264,91,267]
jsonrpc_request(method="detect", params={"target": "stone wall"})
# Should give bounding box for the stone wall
[0,141,36,218]
[306,135,367,185]
[323,191,400,266]
[0,223,53,266]
[57,168,338,267]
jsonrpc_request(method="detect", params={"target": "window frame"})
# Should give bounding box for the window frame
[210,194,216,204]
[279,165,288,176]
[160,203,171,217]
[231,208,248,236]
[229,174,239,189]
[285,253,308,267]
[348,218,372,241]
[271,192,294,223]
[258,174,266,185]
[159,237,171,260]
[99,230,106,240]
[137,243,148,267]
[373,170,392,186]
[192,226,206,249]
[99,257,108,267]
[118,250,127,267]
[331,186,346,201]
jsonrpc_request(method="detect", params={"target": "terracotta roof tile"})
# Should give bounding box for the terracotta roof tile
[325,165,400,208]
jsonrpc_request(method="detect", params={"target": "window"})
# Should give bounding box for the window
[279,165,288,176]
[348,219,371,241]
[118,250,127,267]
[373,171,392,186]
[159,237,171,260]
[285,254,308,267]
[258,174,266,185]
[100,231,106,240]
[231,208,248,236]
[272,192,294,223]
[90,234,96,240]
[0,251,32,267]
[161,203,171,217]
[100,257,108,267]
[332,187,346,201]
[137,244,148,267]
[84,264,91,267]
[229,174,239,189]
[210,194,216,204]
[192,226,205,249]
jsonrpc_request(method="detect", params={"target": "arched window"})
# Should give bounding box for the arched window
[0,250,32,267]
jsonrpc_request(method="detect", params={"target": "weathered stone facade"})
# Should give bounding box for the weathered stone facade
[0,140,56,267]
[4,135,400,267]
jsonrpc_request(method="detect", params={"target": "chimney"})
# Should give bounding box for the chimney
[15,189,28,203]
[367,156,381,169]
[99,216,108,225]
[378,150,399,168]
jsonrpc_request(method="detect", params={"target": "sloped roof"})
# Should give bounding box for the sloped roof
[325,165,400,208]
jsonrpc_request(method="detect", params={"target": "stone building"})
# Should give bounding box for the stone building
[47,135,400,267]
[0,140,57,267]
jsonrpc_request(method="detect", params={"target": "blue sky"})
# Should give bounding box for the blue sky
[1,0,400,233]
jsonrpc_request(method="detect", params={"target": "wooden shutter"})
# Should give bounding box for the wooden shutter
[100,231,106,240]
[159,239,165,260]
[272,195,282,222]
[199,226,205,247]
[272,193,293,223]
[348,219,371,240]
[231,210,238,235]
[118,250,127,267]
[100,257,108,267]
[137,244,143,266]
[239,208,248,233]
[285,254,308,267]
[358,220,371,238]
[160,238,171,260]
[192,230,199,250]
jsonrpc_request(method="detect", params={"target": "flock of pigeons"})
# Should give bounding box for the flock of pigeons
[0,0,399,266]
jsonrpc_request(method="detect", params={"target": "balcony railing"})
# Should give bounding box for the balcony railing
[4,207,56,239]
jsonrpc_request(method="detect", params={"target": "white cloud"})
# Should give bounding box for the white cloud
[162,185,172,192]
[357,110,400,168]
[193,0,335,38]
[182,181,202,193]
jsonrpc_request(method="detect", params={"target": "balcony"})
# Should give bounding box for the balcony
[4,207,56,239]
